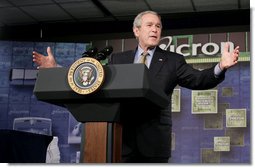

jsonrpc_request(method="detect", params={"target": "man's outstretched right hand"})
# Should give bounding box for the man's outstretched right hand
[33,47,57,69]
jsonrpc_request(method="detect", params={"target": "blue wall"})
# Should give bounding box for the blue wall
[170,62,250,163]
[0,41,87,163]
[0,38,250,163]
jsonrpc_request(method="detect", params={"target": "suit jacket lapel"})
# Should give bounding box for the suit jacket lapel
[149,47,167,75]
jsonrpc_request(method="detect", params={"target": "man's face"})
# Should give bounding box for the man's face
[133,13,162,50]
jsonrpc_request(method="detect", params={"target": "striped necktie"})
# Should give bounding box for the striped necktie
[139,51,149,67]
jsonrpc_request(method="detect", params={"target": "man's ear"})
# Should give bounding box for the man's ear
[133,27,139,37]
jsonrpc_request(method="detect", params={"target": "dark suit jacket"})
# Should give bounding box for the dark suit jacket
[109,46,225,158]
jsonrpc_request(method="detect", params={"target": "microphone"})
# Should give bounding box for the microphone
[94,46,113,61]
[81,47,98,57]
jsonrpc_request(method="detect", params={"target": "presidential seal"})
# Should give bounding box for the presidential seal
[68,57,104,95]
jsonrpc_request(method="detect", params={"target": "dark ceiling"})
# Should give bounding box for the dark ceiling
[0,0,250,42]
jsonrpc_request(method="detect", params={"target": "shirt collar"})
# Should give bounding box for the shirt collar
[137,45,156,57]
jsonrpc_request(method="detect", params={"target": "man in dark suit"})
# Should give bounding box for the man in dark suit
[33,10,239,163]
[108,10,239,163]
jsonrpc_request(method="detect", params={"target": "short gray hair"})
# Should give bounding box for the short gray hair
[133,11,161,29]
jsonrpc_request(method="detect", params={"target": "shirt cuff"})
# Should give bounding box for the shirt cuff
[214,63,223,78]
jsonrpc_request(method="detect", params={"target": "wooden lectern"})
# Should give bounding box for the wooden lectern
[33,64,169,163]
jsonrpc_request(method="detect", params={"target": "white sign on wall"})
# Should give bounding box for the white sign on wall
[159,36,234,57]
